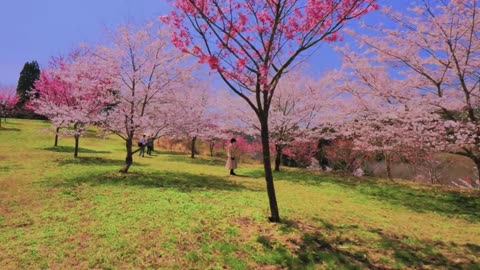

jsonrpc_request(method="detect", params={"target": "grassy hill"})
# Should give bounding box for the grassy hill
[0,119,479,269]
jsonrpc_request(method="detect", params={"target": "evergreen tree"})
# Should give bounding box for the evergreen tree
[16,61,40,107]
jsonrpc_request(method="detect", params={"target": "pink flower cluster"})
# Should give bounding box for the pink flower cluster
[161,0,377,92]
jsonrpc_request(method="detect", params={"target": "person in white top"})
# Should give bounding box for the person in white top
[225,138,239,175]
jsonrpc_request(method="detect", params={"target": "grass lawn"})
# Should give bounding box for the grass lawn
[0,119,479,269]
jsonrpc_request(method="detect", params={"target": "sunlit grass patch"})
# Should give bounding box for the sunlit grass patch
[0,119,479,269]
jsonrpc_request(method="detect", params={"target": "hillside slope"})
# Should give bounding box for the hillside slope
[0,119,479,269]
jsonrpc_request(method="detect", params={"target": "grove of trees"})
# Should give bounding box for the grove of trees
[4,0,478,222]
[161,0,379,222]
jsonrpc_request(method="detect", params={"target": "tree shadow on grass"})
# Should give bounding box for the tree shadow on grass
[162,154,227,167]
[63,170,263,192]
[262,218,479,269]
[373,230,479,270]
[0,127,21,132]
[42,145,111,154]
[56,156,145,167]
[273,169,480,222]
[255,218,380,269]
[354,181,480,222]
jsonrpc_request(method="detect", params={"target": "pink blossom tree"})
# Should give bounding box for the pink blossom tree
[31,50,115,157]
[31,66,67,146]
[0,86,18,128]
[323,138,365,173]
[220,70,329,171]
[336,0,480,186]
[324,57,439,180]
[170,83,220,158]
[269,72,337,171]
[201,123,230,157]
[95,23,194,173]
[283,139,318,168]
[225,135,263,159]
[162,0,378,221]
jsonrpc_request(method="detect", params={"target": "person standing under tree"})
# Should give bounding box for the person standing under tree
[138,134,147,157]
[146,135,154,155]
[226,138,238,175]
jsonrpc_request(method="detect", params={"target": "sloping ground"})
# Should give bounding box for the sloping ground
[0,119,479,269]
[366,153,476,187]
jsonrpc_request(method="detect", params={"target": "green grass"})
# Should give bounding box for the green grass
[0,119,479,269]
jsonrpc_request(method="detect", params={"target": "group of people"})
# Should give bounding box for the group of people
[138,134,155,157]
[137,135,240,176]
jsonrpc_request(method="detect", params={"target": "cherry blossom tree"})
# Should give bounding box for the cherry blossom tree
[220,70,330,171]
[95,23,194,173]
[323,138,364,173]
[201,123,230,157]
[170,83,219,158]
[0,87,18,128]
[162,0,379,221]
[324,57,439,180]
[270,72,338,171]
[337,0,480,186]
[31,50,115,157]
[283,139,318,167]
[225,135,263,159]
[31,65,67,146]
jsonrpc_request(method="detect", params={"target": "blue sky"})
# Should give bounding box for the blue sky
[0,0,169,86]
[0,0,406,87]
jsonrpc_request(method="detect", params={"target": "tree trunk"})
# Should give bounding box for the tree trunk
[260,117,280,222]
[119,138,133,173]
[209,141,215,157]
[274,144,282,172]
[429,164,437,184]
[191,136,197,159]
[54,127,60,147]
[317,139,330,170]
[74,134,80,158]
[475,159,480,190]
[385,151,393,181]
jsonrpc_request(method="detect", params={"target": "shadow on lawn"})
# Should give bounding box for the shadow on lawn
[56,156,145,167]
[260,218,479,269]
[43,145,111,154]
[64,170,262,192]
[355,181,480,222]
[162,153,227,167]
[273,169,480,222]
[0,127,21,132]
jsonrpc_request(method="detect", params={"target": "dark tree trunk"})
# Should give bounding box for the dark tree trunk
[209,141,215,157]
[274,144,282,172]
[191,136,197,159]
[260,117,280,222]
[316,139,330,170]
[119,138,133,173]
[385,151,393,181]
[74,134,80,158]
[452,151,480,189]
[429,164,438,184]
[54,127,60,147]
[475,158,480,190]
